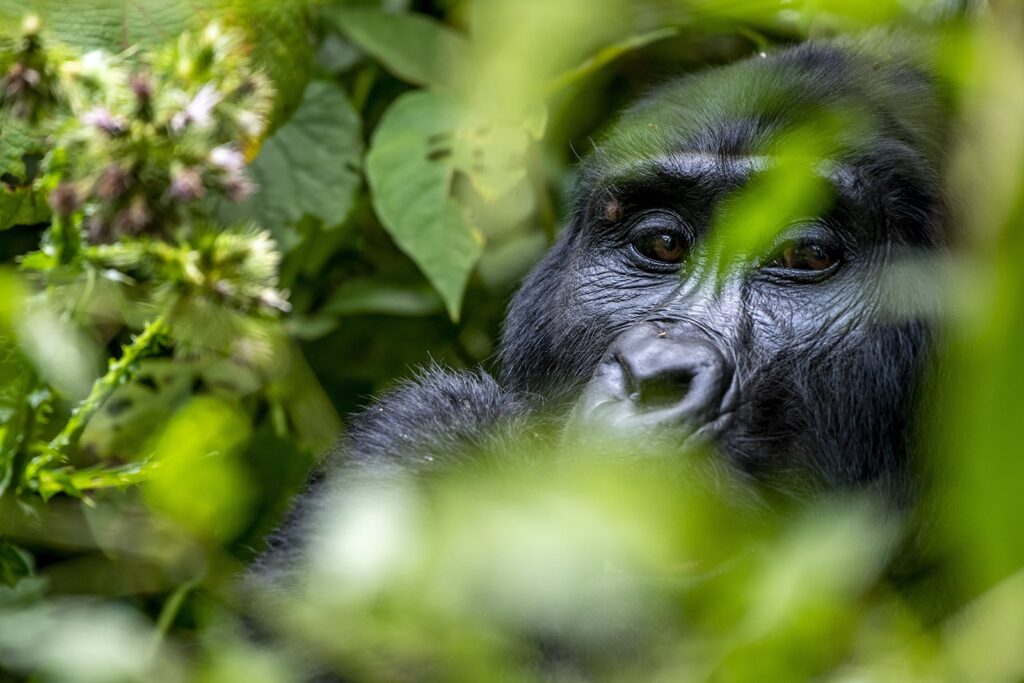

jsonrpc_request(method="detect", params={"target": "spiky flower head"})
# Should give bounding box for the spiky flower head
[46,22,274,241]
[0,15,65,123]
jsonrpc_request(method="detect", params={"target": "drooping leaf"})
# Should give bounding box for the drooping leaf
[324,7,469,89]
[365,90,488,320]
[216,81,363,250]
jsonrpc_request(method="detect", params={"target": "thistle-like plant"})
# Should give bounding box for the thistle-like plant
[44,22,274,243]
[1,16,292,493]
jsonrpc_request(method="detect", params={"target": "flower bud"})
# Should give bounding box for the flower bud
[95,164,130,200]
[166,167,206,203]
[48,182,81,218]
[82,107,128,136]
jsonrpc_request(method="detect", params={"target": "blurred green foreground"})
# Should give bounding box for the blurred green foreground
[1,0,1024,681]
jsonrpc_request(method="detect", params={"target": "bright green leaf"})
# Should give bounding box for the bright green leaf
[0,0,194,51]
[143,395,254,541]
[365,90,488,320]
[325,8,469,89]
[0,189,49,230]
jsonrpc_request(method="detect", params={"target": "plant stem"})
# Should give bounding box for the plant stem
[148,578,199,660]
[25,315,168,482]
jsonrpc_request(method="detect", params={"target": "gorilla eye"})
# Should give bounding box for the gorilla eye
[633,234,685,264]
[770,239,839,272]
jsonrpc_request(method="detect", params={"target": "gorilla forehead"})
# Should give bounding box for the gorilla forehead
[587,37,946,169]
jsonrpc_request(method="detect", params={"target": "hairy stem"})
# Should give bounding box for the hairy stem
[25,315,168,483]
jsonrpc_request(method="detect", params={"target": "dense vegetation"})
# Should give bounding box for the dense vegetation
[1,1,1023,681]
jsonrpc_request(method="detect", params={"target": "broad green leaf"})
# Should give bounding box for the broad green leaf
[216,81,363,250]
[451,123,531,202]
[78,357,261,462]
[0,113,41,179]
[0,190,49,230]
[325,8,469,89]
[365,90,489,320]
[0,0,194,51]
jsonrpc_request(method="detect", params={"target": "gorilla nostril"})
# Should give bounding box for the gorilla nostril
[633,369,694,409]
[611,327,730,424]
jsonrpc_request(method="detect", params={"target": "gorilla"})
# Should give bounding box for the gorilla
[255,34,950,585]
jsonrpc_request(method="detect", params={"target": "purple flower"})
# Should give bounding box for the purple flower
[82,107,128,136]
[130,72,153,104]
[95,164,130,200]
[209,145,254,201]
[170,84,222,134]
[222,173,254,203]
[166,167,206,203]
[112,195,152,235]
[48,182,80,217]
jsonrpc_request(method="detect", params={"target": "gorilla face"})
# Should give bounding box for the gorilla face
[500,42,947,499]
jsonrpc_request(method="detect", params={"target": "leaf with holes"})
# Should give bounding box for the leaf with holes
[324,7,469,89]
[365,90,492,321]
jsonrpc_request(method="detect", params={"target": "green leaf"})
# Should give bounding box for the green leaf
[0,112,48,231]
[325,8,470,89]
[323,277,443,317]
[365,90,488,321]
[0,542,33,587]
[143,396,254,541]
[0,0,194,51]
[543,27,679,96]
[215,81,363,250]
[0,189,49,230]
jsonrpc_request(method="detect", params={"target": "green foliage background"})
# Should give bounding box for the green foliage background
[1,0,1024,681]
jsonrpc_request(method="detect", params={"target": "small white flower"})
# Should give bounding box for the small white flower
[209,144,246,172]
[170,83,222,133]
[236,110,264,138]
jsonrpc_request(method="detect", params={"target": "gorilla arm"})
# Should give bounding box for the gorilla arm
[249,366,536,580]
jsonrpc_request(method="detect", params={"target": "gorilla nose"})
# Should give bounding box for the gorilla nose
[613,326,731,422]
[576,324,733,432]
